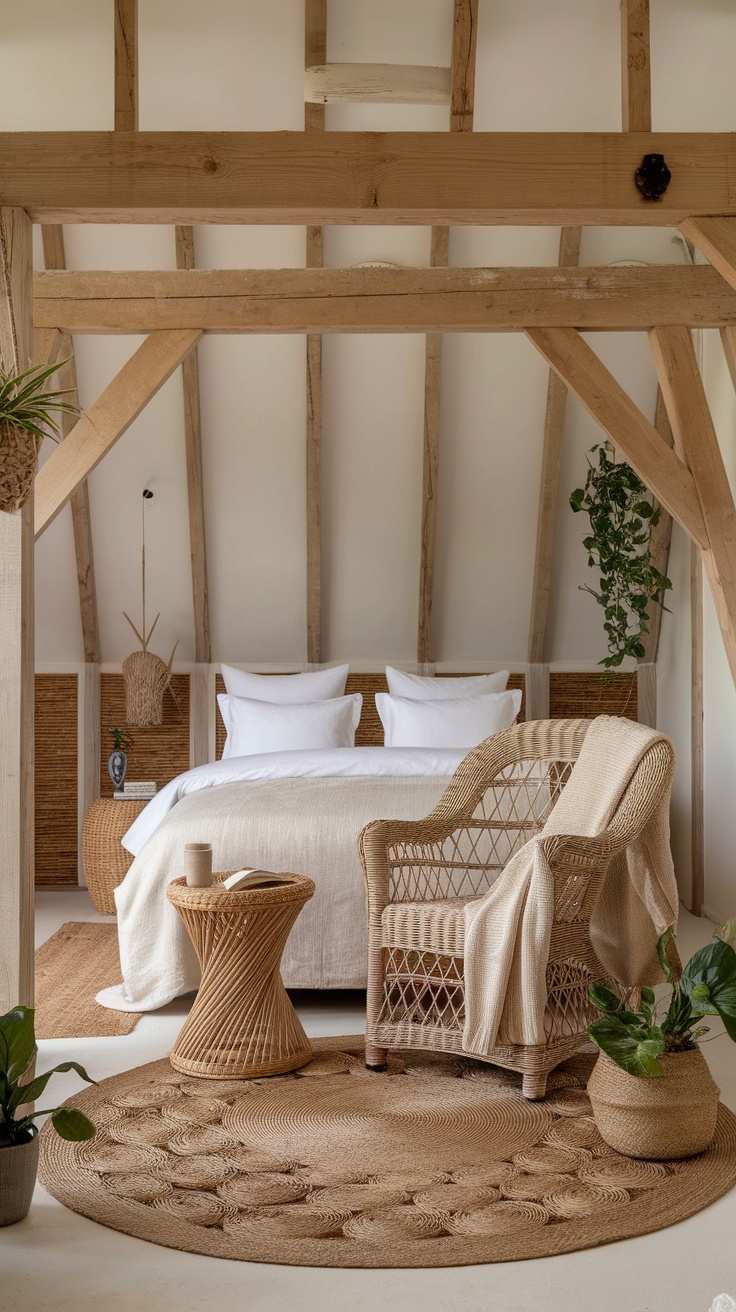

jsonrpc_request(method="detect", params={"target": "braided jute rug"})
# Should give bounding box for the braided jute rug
[39,1036,736,1269]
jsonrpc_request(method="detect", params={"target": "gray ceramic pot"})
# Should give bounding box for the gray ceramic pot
[0,1130,40,1225]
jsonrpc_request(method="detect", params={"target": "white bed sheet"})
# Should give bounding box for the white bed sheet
[99,747,465,1014]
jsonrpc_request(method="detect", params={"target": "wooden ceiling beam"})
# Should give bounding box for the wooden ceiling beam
[305,64,450,105]
[34,264,736,333]
[525,327,708,551]
[650,325,736,688]
[3,132,735,224]
[34,329,201,537]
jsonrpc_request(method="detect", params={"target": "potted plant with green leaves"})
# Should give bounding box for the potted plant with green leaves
[570,441,672,687]
[586,922,736,1159]
[0,1005,96,1226]
[0,359,78,515]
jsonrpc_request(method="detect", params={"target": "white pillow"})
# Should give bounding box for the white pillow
[385,666,510,700]
[375,690,522,750]
[218,692,362,758]
[220,663,349,703]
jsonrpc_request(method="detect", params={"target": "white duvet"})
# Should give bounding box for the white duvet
[98,747,464,1013]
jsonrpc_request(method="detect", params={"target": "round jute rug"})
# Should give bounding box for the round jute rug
[39,1036,736,1268]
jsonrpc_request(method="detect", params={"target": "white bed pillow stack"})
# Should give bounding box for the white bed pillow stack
[218,664,357,757]
[377,667,520,749]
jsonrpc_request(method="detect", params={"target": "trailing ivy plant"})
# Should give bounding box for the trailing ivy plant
[569,442,672,679]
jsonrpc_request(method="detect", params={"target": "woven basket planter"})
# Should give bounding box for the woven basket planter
[0,1131,39,1226]
[0,422,40,514]
[587,1049,720,1160]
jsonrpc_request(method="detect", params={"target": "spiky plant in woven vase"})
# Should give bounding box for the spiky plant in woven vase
[0,359,78,513]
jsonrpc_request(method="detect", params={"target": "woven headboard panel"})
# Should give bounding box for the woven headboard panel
[215,671,526,756]
[35,674,78,886]
[549,672,637,722]
[100,673,191,797]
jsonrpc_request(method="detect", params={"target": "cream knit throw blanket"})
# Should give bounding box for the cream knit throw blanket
[462,717,678,1058]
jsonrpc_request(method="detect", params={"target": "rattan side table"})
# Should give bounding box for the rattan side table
[82,797,148,915]
[166,873,315,1079]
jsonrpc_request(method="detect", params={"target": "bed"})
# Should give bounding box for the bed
[97,668,524,1014]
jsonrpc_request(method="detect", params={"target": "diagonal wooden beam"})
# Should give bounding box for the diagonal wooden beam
[304,0,326,666]
[525,327,707,550]
[7,131,736,226]
[620,0,651,132]
[680,217,736,294]
[527,226,581,670]
[650,325,736,687]
[35,329,201,537]
[41,227,100,663]
[114,0,138,132]
[175,227,210,665]
[638,386,675,664]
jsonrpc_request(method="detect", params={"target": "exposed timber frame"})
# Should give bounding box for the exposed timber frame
[5,132,736,225]
[0,207,34,1012]
[33,264,736,333]
[304,0,326,666]
[418,0,478,667]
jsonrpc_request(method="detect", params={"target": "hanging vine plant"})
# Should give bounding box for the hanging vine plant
[569,441,672,679]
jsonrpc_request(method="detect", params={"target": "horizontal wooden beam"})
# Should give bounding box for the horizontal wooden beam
[34,329,201,536]
[2,132,735,224]
[305,64,450,104]
[525,326,709,551]
[33,264,736,334]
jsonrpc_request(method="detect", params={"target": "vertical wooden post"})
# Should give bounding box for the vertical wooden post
[690,546,704,916]
[114,0,138,132]
[0,207,34,1011]
[526,224,581,718]
[417,0,478,666]
[305,0,326,666]
[620,0,651,132]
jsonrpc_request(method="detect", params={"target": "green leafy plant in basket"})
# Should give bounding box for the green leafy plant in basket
[570,441,672,682]
[588,922,736,1076]
[0,358,78,514]
[0,1005,96,1146]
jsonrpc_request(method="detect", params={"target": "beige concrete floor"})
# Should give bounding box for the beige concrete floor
[0,890,734,1312]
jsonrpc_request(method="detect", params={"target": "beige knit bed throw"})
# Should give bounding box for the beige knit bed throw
[462,717,679,1058]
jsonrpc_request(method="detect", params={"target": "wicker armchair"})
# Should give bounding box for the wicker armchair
[359,718,676,1100]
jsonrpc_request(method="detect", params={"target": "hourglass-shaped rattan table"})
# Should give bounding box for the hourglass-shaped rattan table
[166,873,315,1079]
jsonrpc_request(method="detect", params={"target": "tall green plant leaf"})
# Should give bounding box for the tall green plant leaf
[0,1007,36,1084]
[50,1107,96,1141]
[589,1015,665,1076]
[8,1060,96,1115]
[680,940,736,1040]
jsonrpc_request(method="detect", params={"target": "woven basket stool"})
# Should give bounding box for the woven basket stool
[82,798,147,915]
[166,873,315,1079]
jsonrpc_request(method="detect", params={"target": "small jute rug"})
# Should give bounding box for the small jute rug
[35,922,141,1040]
[39,1036,736,1268]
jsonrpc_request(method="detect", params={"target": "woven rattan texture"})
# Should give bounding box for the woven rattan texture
[100,673,190,797]
[166,874,314,1078]
[39,1037,736,1269]
[215,672,526,757]
[83,798,147,915]
[360,719,672,1099]
[34,922,141,1039]
[549,673,637,721]
[35,674,79,886]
